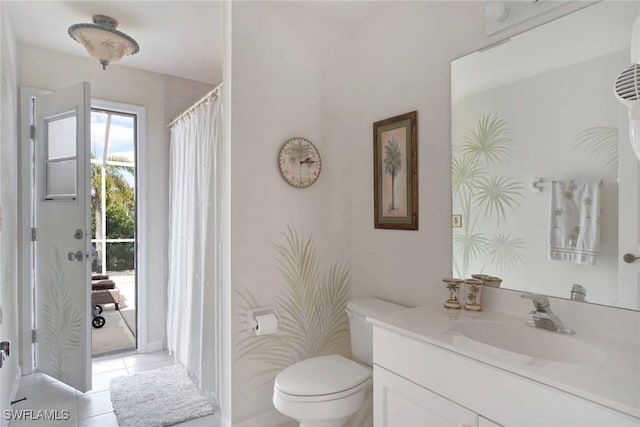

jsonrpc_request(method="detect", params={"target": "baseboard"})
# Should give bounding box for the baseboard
[233,410,293,427]
[140,340,163,353]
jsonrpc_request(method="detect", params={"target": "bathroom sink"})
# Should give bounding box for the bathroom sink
[453,320,606,364]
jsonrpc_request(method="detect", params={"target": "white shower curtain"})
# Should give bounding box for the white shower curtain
[167,86,222,390]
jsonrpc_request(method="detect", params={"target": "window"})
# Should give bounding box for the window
[90,109,136,274]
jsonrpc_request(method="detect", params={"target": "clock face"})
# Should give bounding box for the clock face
[278,137,321,188]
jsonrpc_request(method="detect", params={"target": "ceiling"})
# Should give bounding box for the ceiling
[3,1,223,84]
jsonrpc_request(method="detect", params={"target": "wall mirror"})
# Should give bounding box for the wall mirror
[451,0,640,311]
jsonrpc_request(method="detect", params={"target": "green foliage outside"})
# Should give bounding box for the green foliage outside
[105,205,135,270]
[91,155,135,272]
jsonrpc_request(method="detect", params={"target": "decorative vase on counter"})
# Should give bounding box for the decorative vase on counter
[471,274,502,288]
[443,278,463,309]
[463,278,483,311]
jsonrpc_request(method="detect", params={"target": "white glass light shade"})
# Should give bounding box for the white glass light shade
[68,15,139,70]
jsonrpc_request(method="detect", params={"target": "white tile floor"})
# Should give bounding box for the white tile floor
[9,351,221,427]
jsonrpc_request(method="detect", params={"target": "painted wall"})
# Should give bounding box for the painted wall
[16,44,214,351]
[228,0,639,423]
[452,51,625,306]
[228,2,355,422]
[226,1,493,423]
[0,4,21,423]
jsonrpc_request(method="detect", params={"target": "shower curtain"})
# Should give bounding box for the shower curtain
[167,86,222,392]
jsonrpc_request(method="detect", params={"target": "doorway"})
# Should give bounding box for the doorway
[89,108,138,357]
[18,87,150,380]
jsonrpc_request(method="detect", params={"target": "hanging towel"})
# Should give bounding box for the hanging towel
[549,180,602,265]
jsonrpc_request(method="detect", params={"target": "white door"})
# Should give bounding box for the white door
[34,82,92,392]
[618,105,640,310]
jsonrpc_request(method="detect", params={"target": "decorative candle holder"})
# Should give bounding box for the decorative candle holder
[463,278,483,311]
[443,278,463,309]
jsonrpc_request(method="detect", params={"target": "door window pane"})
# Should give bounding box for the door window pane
[46,159,76,197]
[45,112,77,199]
[47,115,76,159]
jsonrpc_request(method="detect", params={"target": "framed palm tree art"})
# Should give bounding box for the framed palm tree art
[373,111,418,230]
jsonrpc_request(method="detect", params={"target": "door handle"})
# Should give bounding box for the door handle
[67,250,84,262]
[623,253,640,264]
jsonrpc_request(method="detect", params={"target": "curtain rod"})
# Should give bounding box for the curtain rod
[168,83,222,128]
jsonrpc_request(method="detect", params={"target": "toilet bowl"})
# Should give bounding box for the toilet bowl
[272,297,406,427]
[273,355,371,427]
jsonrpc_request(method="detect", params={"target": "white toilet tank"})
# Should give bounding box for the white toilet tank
[346,297,406,365]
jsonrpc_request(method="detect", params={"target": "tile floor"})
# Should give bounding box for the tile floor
[9,351,221,427]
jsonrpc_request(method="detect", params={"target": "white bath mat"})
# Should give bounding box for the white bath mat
[110,363,216,427]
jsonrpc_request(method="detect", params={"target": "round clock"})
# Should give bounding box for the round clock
[278,137,321,188]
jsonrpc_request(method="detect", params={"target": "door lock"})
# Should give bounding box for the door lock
[67,250,84,262]
[73,229,83,240]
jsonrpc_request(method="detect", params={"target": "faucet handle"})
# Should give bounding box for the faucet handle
[521,293,550,311]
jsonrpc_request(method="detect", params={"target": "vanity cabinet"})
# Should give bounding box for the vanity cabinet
[374,366,478,427]
[372,325,638,427]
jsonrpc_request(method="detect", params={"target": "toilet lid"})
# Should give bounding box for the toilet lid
[274,355,370,396]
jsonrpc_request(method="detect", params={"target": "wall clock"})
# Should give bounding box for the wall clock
[278,137,322,188]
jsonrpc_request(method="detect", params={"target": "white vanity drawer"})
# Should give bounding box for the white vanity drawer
[373,326,638,426]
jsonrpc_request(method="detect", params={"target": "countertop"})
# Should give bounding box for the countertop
[367,305,640,419]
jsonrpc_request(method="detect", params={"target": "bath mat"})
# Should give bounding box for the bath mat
[110,364,216,427]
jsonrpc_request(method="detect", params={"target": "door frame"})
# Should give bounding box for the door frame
[18,87,150,374]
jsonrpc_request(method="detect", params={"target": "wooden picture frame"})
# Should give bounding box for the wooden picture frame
[373,111,418,230]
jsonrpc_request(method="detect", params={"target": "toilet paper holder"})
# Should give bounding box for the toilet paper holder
[246,307,280,333]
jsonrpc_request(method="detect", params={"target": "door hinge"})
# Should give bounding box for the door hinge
[31,227,36,242]
[31,329,36,343]
[30,125,35,140]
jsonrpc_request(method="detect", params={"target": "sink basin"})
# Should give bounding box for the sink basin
[453,320,606,364]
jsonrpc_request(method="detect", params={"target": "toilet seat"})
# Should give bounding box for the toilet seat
[274,355,371,399]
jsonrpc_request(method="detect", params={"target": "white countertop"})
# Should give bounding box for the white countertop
[367,305,640,419]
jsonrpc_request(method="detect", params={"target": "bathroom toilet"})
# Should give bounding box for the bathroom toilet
[273,297,405,427]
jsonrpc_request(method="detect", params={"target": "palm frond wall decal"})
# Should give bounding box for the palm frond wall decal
[236,226,351,383]
[461,113,511,166]
[481,234,527,271]
[452,113,526,279]
[574,126,618,171]
[473,176,524,225]
[39,247,83,380]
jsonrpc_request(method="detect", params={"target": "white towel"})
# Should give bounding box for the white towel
[549,180,602,265]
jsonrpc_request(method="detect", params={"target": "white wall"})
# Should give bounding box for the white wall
[344,2,490,307]
[228,2,355,422]
[226,1,493,423]
[0,4,21,424]
[226,1,622,423]
[16,44,213,352]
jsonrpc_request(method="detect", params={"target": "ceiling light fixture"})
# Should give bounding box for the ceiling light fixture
[68,15,139,70]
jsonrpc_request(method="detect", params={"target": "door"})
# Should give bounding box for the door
[34,82,91,392]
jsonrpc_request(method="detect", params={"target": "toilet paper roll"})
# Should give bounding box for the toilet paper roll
[254,313,278,336]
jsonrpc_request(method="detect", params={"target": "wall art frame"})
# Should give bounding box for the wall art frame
[373,111,418,230]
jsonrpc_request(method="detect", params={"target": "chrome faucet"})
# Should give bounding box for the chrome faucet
[521,294,575,335]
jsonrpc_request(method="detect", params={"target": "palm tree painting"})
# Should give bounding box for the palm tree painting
[382,131,406,216]
[452,113,526,279]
